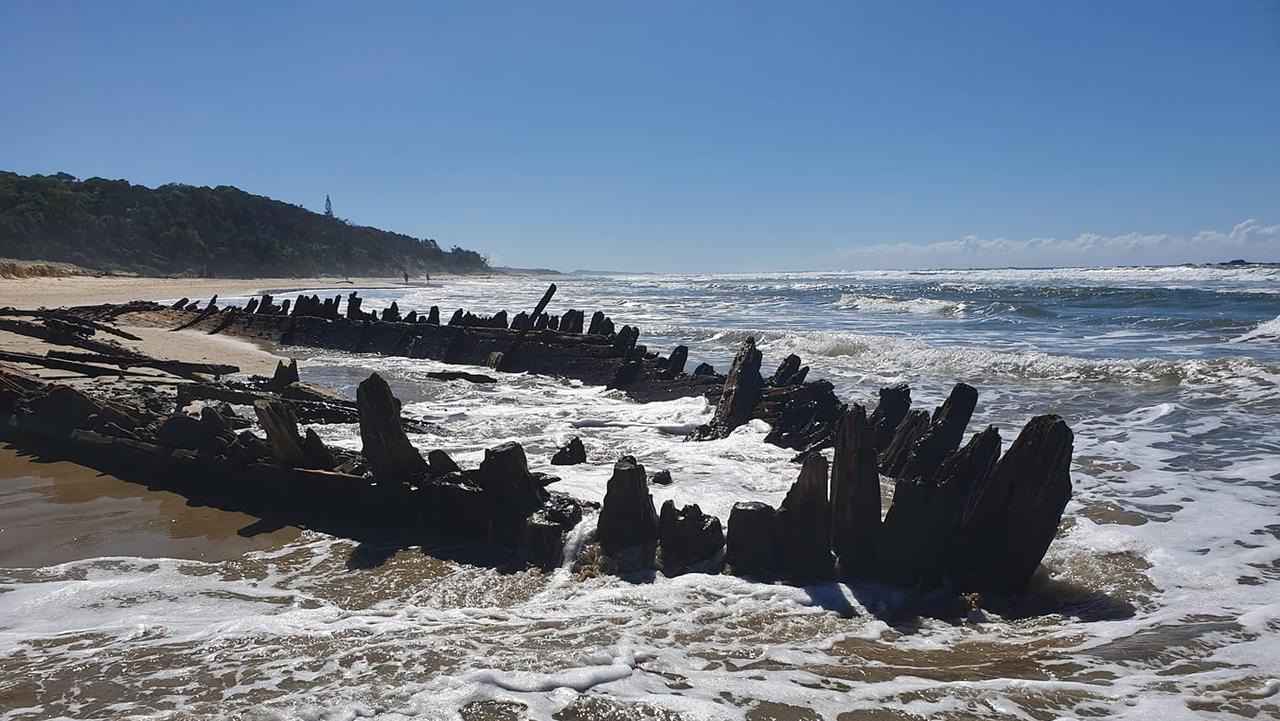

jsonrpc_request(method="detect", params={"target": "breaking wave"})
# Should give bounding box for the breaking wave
[646,322,1280,389]
[1232,314,1280,343]
[834,293,966,315]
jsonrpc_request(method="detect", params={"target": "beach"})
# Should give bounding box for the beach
[0,447,300,567]
[0,272,497,578]
[0,273,471,308]
[4,0,1275,716]
[0,277,311,571]
[1,267,1279,719]
[0,272,496,379]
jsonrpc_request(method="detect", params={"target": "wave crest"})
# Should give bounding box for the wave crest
[648,323,1280,387]
[1232,315,1280,344]
[834,293,966,315]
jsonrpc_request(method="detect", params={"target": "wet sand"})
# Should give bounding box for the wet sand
[0,446,300,567]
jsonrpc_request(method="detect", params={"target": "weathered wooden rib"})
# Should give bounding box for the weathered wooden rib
[45,350,239,377]
[0,366,581,569]
[830,404,881,577]
[0,316,142,358]
[94,293,845,452]
[19,289,1083,597]
[0,359,1076,596]
[0,308,143,341]
[174,379,433,431]
[0,350,146,378]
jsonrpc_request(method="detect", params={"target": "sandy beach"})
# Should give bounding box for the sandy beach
[0,271,500,379]
[0,275,402,568]
[0,273,471,308]
[4,3,1276,715]
[0,272,508,570]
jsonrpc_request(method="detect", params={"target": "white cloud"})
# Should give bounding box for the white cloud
[834,219,1280,269]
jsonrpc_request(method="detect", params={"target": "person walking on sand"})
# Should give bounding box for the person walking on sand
[403,271,409,284]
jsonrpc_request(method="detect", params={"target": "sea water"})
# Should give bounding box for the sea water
[2,265,1278,719]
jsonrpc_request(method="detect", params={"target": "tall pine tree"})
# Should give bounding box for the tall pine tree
[324,194,334,217]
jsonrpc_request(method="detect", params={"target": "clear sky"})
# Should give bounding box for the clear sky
[2,1,1277,271]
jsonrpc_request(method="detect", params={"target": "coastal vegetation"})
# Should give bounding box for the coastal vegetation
[0,171,489,277]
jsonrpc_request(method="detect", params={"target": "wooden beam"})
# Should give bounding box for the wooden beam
[45,350,238,377]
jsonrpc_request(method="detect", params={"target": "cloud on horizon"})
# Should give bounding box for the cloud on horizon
[834,219,1280,269]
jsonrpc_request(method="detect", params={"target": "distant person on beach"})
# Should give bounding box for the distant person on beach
[403,271,409,284]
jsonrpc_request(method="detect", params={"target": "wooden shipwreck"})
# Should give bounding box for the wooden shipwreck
[0,289,1075,598]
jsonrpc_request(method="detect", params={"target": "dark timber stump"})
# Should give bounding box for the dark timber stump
[949,415,1074,593]
[690,336,763,440]
[898,382,978,481]
[830,404,881,578]
[355,373,427,484]
[779,453,833,581]
[868,383,911,452]
[597,456,658,569]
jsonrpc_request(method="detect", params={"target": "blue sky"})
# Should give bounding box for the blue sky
[1,1,1277,271]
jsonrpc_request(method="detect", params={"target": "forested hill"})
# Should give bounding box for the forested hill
[0,171,489,277]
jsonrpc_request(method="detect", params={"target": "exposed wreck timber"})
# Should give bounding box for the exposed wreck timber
[0,290,1080,595]
[0,366,582,569]
[104,292,847,453]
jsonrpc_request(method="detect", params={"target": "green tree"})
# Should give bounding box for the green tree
[0,171,490,277]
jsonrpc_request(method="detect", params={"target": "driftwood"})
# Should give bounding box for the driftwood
[268,359,300,391]
[169,297,222,332]
[426,371,496,384]
[878,426,1002,589]
[881,410,930,477]
[0,312,233,380]
[898,382,978,481]
[175,377,432,432]
[868,383,911,452]
[492,283,557,371]
[779,453,833,581]
[253,399,335,469]
[658,500,724,575]
[427,448,460,475]
[715,409,1069,591]
[725,501,777,577]
[948,416,1073,592]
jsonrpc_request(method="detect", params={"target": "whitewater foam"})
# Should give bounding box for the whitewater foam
[7,268,1280,720]
[835,293,966,315]
[1232,314,1280,343]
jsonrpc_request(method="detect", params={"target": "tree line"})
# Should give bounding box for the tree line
[0,171,490,277]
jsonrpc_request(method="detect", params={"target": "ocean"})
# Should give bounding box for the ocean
[3,265,1279,720]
